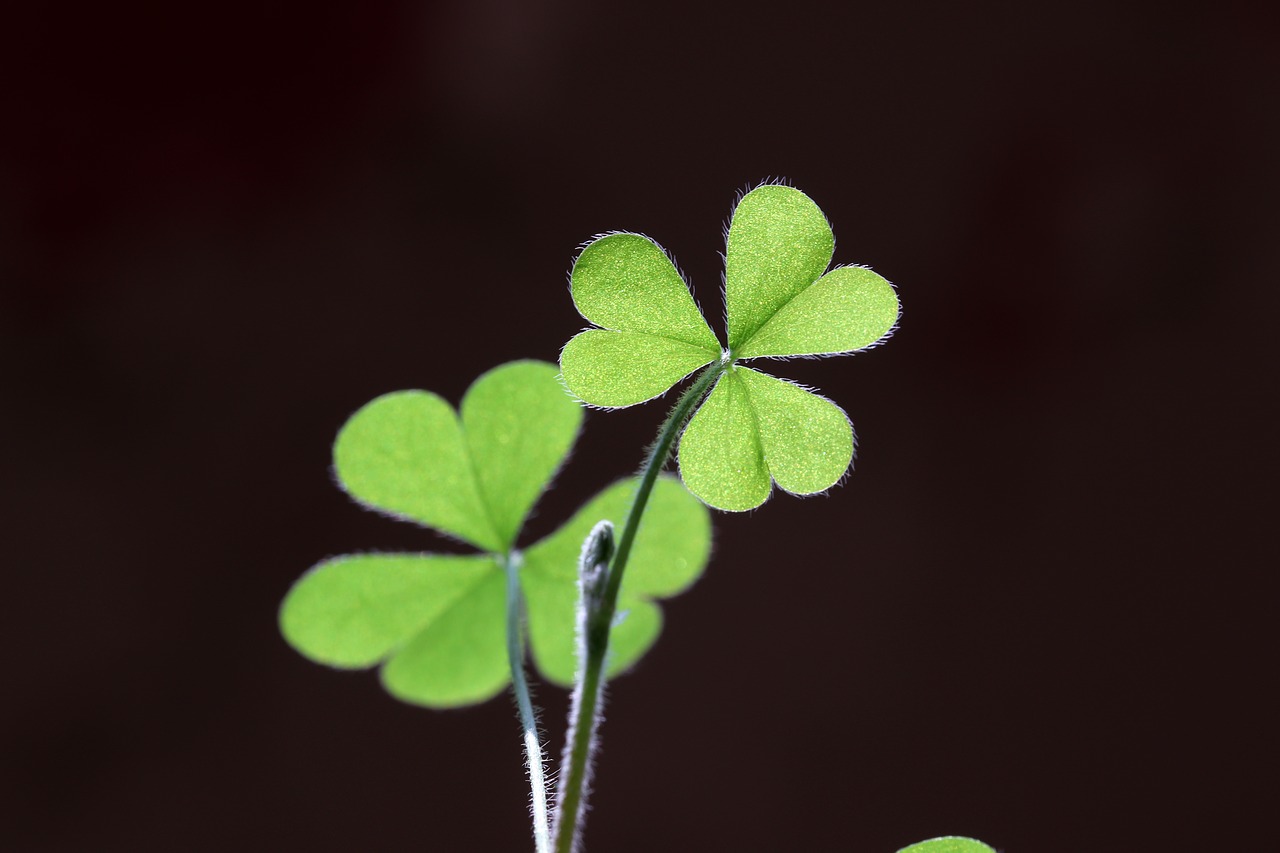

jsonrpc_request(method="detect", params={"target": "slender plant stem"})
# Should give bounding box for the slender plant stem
[504,550,550,853]
[552,359,727,853]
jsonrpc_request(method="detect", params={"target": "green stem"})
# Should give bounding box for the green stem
[552,359,727,853]
[504,550,550,853]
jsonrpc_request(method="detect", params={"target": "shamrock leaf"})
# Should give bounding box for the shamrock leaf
[560,184,899,512]
[897,838,996,853]
[559,233,722,407]
[279,360,711,708]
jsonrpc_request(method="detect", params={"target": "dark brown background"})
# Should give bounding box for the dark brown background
[3,1,1275,851]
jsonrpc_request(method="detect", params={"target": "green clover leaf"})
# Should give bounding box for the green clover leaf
[279,360,711,708]
[897,838,996,853]
[560,184,899,512]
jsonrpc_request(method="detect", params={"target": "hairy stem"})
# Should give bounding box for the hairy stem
[552,360,727,853]
[552,523,613,853]
[504,550,550,853]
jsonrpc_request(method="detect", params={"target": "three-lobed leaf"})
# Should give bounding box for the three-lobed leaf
[281,360,712,708]
[560,184,899,512]
[897,838,996,853]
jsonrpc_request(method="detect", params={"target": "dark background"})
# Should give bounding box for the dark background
[4,1,1275,851]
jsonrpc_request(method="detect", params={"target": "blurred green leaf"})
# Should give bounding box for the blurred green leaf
[333,361,581,553]
[733,367,853,496]
[736,264,898,359]
[561,233,720,407]
[724,183,835,350]
[282,362,711,708]
[561,329,717,408]
[461,360,582,548]
[334,389,501,552]
[281,553,498,669]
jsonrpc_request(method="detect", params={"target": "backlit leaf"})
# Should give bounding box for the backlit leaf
[288,362,716,710]
[678,371,772,512]
[736,367,854,496]
[380,568,509,708]
[736,265,898,359]
[726,185,834,351]
[334,391,500,552]
[279,553,507,708]
[897,838,997,853]
[520,572,664,686]
[462,360,582,549]
[571,233,720,351]
[521,476,711,683]
[561,330,716,408]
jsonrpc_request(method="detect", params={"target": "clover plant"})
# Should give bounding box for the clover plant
[280,184,995,853]
[561,184,900,511]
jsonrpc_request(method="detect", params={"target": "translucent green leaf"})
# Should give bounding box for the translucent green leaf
[518,568,577,684]
[736,265,899,359]
[521,572,663,686]
[381,568,509,708]
[461,360,583,549]
[521,476,711,684]
[279,553,509,708]
[524,477,710,593]
[623,477,714,596]
[287,363,721,709]
[561,329,716,407]
[677,372,771,511]
[897,837,996,853]
[736,367,854,496]
[333,391,501,552]
[571,233,720,351]
[725,185,834,351]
